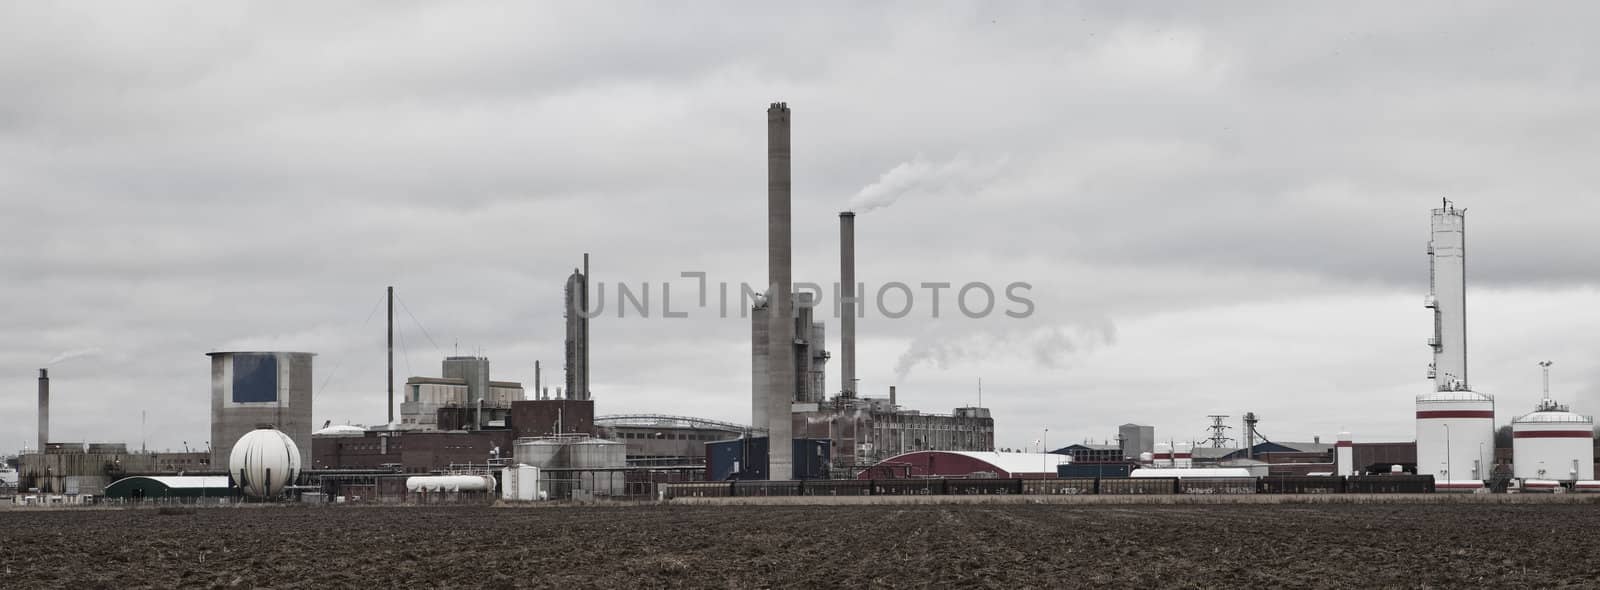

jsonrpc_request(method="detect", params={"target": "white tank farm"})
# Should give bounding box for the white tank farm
[229,426,303,499]
[1512,399,1593,482]
[1415,390,1494,490]
[406,475,495,493]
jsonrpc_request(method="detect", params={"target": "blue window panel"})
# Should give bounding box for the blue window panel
[232,354,278,403]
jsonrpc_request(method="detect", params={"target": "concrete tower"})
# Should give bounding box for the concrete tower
[839,211,857,398]
[209,351,314,468]
[766,102,794,480]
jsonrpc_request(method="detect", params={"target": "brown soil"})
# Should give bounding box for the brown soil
[2,503,1596,588]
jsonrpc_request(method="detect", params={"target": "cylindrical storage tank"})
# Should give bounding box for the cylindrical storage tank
[406,475,494,492]
[1512,403,1594,482]
[229,426,303,499]
[513,438,567,469]
[568,438,626,469]
[1173,442,1193,469]
[1153,443,1172,468]
[1335,431,1354,477]
[1416,390,1495,488]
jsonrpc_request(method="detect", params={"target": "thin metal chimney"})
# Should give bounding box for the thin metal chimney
[534,360,541,401]
[387,286,394,424]
[766,102,794,480]
[839,211,857,398]
[38,368,49,452]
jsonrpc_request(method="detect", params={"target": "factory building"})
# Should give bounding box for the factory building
[314,398,597,472]
[208,351,315,469]
[311,427,515,472]
[16,443,212,495]
[397,356,524,430]
[793,390,994,473]
[1416,200,1494,489]
[1511,367,1594,482]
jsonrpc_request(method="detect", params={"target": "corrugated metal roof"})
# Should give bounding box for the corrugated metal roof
[941,451,1067,474]
[136,476,233,489]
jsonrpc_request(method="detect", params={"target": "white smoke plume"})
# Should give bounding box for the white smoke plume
[849,153,1009,213]
[48,347,103,365]
[893,320,1117,381]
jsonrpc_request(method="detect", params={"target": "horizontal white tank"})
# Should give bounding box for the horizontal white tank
[1512,402,1594,482]
[406,475,495,493]
[1416,390,1495,487]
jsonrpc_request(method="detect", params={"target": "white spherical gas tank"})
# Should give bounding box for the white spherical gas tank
[229,426,303,499]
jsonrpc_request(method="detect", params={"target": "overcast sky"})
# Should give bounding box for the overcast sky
[5,2,1599,455]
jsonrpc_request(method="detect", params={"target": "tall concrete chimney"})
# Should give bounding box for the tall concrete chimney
[839,211,857,398]
[766,102,794,480]
[37,368,49,452]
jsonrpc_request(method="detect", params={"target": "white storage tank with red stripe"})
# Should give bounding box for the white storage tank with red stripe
[1512,397,1593,482]
[1335,431,1354,476]
[1416,390,1495,488]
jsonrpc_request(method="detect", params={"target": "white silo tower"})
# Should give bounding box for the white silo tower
[1335,431,1354,476]
[1512,362,1594,482]
[1415,200,1493,491]
[229,426,303,499]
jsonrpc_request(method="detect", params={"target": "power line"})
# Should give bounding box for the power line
[396,295,444,356]
[317,293,386,397]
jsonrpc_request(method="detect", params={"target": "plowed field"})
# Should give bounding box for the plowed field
[3,503,1596,588]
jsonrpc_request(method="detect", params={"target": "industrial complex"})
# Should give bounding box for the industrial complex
[6,103,1598,506]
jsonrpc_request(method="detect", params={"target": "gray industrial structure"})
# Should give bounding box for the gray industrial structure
[793,389,995,473]
[564,254,591,401]
[208,351,315,468]
[399,356,524,430]
[1119,423,1155,460]
[751,292,829,407]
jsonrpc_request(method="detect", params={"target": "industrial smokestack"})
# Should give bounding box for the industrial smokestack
[839,211,857,398]
[37,368,48,452]
[889,385,896,408]
[767,102,794,480]
[534,360,541,401]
